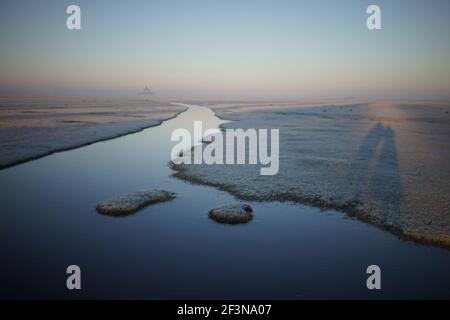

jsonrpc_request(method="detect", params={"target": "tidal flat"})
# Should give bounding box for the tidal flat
[1,101,450,299]
[172,100,450,247]
[0,97,187,168]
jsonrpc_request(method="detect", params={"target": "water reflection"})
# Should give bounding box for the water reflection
[0,106,449,299]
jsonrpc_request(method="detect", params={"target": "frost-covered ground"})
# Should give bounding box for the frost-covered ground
[173,100,450,247]
[0,97,186,168]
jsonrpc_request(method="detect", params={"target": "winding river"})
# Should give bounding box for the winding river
[0,104,449,299]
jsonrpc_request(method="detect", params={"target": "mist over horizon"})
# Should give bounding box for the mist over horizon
[1,0,450,100]
[1,0,450,302]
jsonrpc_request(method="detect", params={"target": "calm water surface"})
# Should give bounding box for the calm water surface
[0,104,449,299]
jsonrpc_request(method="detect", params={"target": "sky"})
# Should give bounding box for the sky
[0,0,449,99]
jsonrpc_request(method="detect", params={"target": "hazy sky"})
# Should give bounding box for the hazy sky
[1,0,449,99]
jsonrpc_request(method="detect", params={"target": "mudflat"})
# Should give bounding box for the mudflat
[0,97,186,168]
[172,100,450,247]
